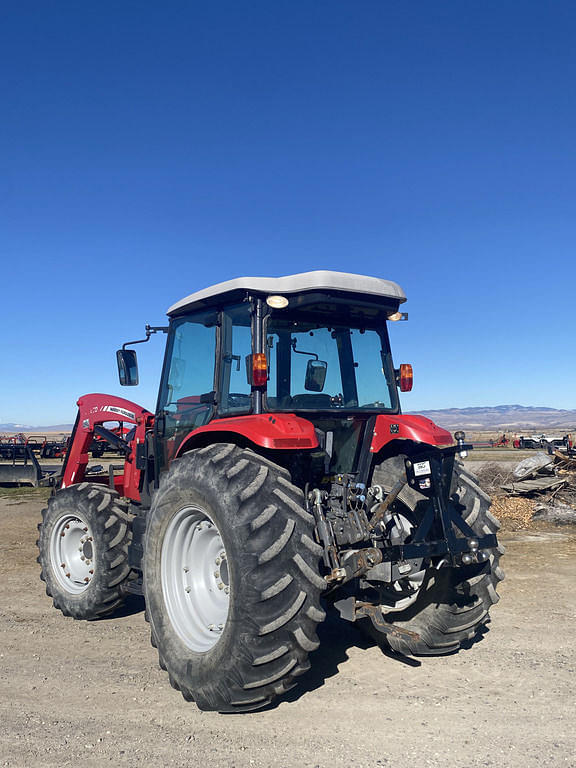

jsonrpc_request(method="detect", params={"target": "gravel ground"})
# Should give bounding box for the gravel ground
[1,491,575,768]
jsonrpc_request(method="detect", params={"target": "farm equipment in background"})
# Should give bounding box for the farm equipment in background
[0,434,69,461]
[27,435,69,458]
[470,434,511,449]
[36,271,503,712]
[0,433,27,459]
[89,423,132,458]
[0,442,43,486]
[515,434,569,450]
[0,434,70,485]
[490,434,509,448]
[40,436,69,459]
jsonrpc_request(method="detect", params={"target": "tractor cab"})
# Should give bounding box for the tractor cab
[120,271,415,477]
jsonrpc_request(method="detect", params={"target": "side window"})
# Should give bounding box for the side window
[351,330,393,408]
[158,312,217,461]
[219,304,252,414]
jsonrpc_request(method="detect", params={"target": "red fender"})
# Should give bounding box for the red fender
[62,393,154,501]
[177,413,449,458]
[176,413,319,456]
[370,414,453,454]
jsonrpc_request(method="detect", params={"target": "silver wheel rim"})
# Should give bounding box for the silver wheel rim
[377,511,426,614]
[49,514,95,594]
[161,506,230,652]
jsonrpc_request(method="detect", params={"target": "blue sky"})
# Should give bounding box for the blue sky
[1,1,575,425]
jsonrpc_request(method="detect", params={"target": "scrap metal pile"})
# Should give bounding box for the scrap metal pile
[501,451,575,494]
[498,451,576,526]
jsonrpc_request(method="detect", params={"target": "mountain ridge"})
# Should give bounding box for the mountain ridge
[0,423,74,433]
[408,405,576,430]
[1,406,575,434]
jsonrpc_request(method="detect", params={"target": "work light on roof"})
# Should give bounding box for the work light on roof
[266,295,289,309]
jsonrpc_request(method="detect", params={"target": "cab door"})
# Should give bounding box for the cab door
[155,309,218,474]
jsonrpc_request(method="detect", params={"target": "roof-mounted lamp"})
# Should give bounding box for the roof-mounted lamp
[387,311,408,322]
[266,295,289,309]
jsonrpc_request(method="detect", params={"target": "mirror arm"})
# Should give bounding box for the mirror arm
[122,325,169,350]
[290,338,319,360]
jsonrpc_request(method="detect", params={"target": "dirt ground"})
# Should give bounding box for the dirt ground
[1,490,575,768]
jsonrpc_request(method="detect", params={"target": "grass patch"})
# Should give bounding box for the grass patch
[0,486,52,501]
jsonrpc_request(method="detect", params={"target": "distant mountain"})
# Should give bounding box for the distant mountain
[1,405,575,434]
[0,423,73,433]
[410,405,576,431]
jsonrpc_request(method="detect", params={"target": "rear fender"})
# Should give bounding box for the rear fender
[175,413,318,457]
[370,414,453,456]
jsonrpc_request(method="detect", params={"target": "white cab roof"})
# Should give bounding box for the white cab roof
[167,270,406,316]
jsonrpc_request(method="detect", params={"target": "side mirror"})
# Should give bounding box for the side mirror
[305,359,327,392]
[116,349,139,386]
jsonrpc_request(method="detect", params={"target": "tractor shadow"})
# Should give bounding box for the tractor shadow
[107,594,146,619]
[276,604,422,708]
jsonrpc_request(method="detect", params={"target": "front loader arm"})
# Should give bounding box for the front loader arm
[61,393,154,501]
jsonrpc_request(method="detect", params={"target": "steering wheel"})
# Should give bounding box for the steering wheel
[228,393,251,408]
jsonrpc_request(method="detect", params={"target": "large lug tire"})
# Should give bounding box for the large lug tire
[37,483,134,619]
[143,444,326,712]
[367,457,505,656]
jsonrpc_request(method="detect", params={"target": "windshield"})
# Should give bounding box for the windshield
[265,315,398,411]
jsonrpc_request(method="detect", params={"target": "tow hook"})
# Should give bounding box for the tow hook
[333,596,421,641]
[356,603,421,641]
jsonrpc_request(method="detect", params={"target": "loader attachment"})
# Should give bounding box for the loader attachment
[0,445,43,486]
[60,393,154,500]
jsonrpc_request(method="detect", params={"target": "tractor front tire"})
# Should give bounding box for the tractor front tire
[37,483,134,619]
[367,459,505,656]
[143,444,325,712]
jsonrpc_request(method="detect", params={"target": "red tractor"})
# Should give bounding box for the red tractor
[37,271,503,712]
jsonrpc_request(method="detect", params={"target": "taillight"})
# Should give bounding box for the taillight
[252,353,268,387]
[399,363,413,392]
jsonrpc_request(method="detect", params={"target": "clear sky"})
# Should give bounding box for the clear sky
[1,1,575,425]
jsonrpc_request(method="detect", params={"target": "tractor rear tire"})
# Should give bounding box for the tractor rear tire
[367,458,505,656]
[143,444,325,712]
[37,483,134,619]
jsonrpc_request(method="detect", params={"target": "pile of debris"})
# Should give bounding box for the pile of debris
[490,496,538,530]
[499,451,576,525]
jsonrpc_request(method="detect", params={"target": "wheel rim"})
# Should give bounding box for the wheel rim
[376,510,427,614]
[161,506,230,652]
[49,514,95,594]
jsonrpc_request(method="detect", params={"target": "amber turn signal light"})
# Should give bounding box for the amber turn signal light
[252,353,268,387]
[399,363,413,392]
